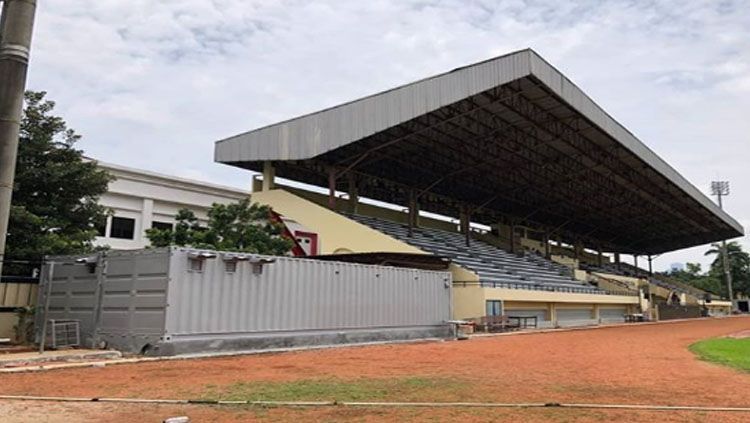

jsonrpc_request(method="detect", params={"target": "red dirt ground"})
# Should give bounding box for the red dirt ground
[2,316,750,422]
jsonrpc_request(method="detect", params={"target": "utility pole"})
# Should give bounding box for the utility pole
[711,181,734,312]
[0,0,37,276]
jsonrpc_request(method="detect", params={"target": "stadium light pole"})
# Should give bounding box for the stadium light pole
[0,0,38,277]
[711,181,734,312]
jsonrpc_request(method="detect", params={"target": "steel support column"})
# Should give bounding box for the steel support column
[0,0,37,276]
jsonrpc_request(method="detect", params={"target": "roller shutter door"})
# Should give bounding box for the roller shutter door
[556,308,593,321]
[599,307,627,322]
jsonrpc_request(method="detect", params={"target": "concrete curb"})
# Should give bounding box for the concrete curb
[1,395,750,413]
[0,350,122,369]
[0,337,444,374]
[467,315,749,339]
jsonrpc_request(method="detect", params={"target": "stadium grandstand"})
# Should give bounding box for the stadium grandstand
[215,49,743,327]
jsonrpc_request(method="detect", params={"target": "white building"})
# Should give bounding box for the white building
[92,160,249,250]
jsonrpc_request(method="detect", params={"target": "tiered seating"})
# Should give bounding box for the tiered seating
[594,263,711,299]
[349,214,607,295]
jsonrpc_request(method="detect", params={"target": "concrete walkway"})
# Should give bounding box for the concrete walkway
[0,349,121,369]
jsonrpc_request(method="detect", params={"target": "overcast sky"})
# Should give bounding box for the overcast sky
[27,0,749,271]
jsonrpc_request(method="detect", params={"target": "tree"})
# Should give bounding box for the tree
[146,198,293,255]
[705,241,750,298]
[4,91,112,274]
[666,262,723,297]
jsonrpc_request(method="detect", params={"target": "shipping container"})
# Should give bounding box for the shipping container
[36,248,452,355]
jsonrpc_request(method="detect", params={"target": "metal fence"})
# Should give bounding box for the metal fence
[453,280,637,297]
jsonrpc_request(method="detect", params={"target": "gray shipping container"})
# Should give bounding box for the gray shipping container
[37,248,452,355]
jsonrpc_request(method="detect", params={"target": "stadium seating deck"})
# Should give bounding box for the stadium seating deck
[348,214,609,295]
[590,262,712,299]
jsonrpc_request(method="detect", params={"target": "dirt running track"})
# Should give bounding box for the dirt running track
[2,317,750,422]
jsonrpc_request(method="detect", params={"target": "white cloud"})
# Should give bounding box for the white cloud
[26,0,749,270]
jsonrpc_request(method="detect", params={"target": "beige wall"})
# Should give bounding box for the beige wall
[251,189,479,284]
[270,182,459,233]
[0,282,38,340]
[452,285,638,320]
[552,255,578,270]
[252,189,426,255]
[0,313,17,340]
[591,272,643,289]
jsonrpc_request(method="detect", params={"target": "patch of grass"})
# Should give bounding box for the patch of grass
[690,337,750,372]
[201,377,467,402]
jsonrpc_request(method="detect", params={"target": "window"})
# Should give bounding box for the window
[224,260,237,273]
[151,221,173,231]
[110,217,135,239]
[486,300,503,316]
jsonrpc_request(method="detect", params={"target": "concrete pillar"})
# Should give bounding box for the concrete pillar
[407,189,418,237]
[634,255,639,272]
[547,303,556,326]
[347,174,359,214]
[327,168,336,210]
[251,175,263,192]
[261,161,275,191]
[141,198,154,247]
[615,252,621,270]
[597,248,603,267]
[593,304,600,322]
[543,231,551,259]
[648,255,653,276]
[509,222,516,253]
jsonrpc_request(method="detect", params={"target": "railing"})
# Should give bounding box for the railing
[0,275,40,284]
[453,280,637,296]
[586,263,725,301]
[592,274,637,293]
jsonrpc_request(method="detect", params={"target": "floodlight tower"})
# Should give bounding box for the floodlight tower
[711,181,734,312]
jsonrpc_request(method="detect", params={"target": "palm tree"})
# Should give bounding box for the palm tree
[705,241,750,297]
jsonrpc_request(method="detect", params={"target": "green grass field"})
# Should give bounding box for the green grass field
[690,338,750,372]
[200,377,469,402]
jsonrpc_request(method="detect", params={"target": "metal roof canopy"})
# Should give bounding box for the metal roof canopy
[215,49,743,255]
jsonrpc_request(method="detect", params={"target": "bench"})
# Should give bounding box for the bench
[508,315,538,329]
[476,315,521,333]
[625,313,645,323]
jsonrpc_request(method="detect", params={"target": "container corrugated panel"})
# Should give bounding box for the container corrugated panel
[37,254,101,343]
[164,248,451,337]
[97,250,169,344]
[38,250,170,349]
